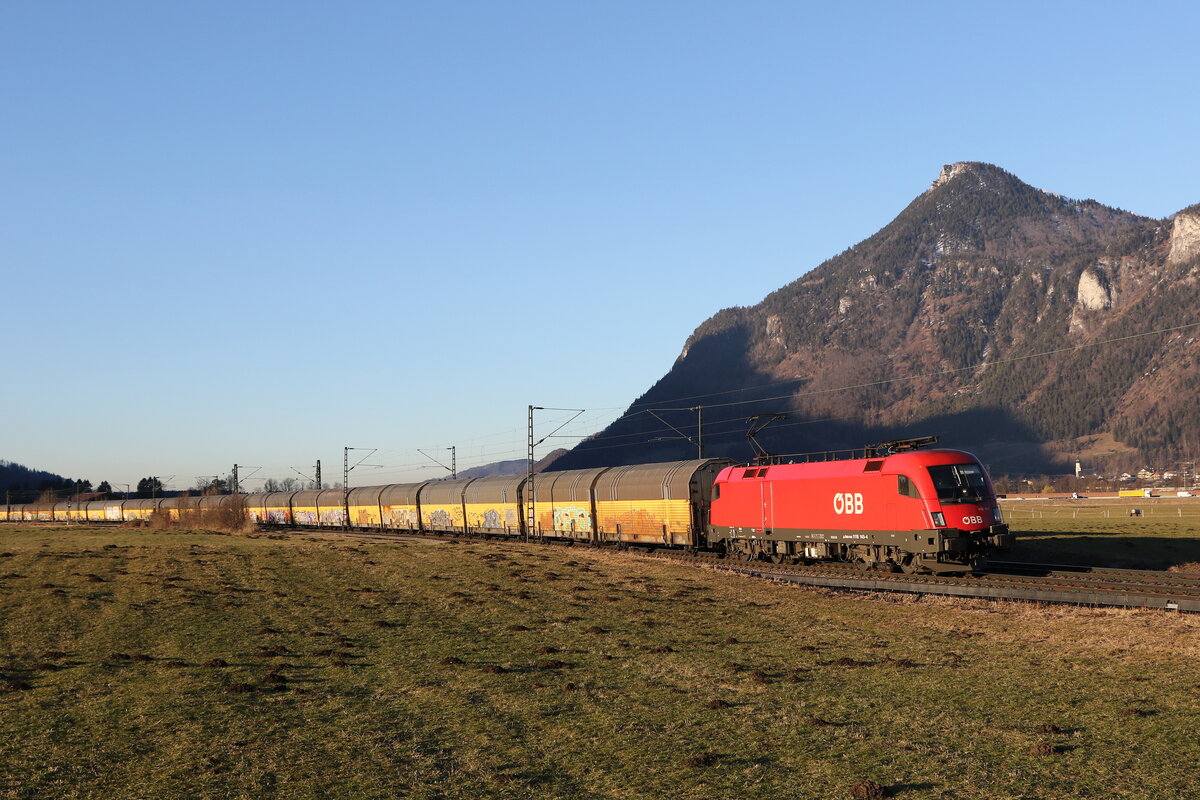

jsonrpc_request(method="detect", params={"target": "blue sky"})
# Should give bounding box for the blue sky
[4,1,1198,491]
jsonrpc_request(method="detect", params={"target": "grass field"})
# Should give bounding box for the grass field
[2,525,1199,799]
[1003,497,1200,569]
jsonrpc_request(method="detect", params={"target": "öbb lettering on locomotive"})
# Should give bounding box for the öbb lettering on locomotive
[833,492,864,515]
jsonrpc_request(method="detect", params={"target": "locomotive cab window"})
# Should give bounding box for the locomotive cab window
[926,463,989,504]
[897,474,920,498]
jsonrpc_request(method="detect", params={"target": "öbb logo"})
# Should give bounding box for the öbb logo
[833,492,864,515]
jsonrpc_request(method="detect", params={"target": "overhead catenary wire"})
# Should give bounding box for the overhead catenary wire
[510,318,1200,454]
[215,319,1200,488]
[389,319,1200,465]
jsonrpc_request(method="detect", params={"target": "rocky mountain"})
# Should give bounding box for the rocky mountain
[552,163,1200,475]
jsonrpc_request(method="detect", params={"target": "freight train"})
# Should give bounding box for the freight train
[0,438,1012,573]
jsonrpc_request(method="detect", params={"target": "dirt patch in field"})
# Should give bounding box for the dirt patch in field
[682,752,719,768]
[1121,707,1154,717]
[849,780,887,799]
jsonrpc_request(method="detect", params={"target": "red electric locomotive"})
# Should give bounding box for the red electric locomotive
[707,437,1012,573]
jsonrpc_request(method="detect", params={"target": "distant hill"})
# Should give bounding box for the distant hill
[458,449,568,479]
[553,163,1200,474]
[0,460,72,502]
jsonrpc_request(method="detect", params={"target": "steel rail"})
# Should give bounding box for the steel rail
[648,552,1200,612]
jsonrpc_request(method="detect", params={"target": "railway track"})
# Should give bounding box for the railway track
[987,559,1200,588]
[281,526,1200,613]
[649,551,1200,612]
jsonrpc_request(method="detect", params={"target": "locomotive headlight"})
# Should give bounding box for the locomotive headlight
[992,506,1003,523]
[931,511,946,527]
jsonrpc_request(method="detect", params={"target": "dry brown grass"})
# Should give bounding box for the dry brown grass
[5,525,1200,799]
[147,494,254,534]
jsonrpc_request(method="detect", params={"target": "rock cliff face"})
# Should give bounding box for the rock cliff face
[1168,209,1200,266]
[553,163,1200,473]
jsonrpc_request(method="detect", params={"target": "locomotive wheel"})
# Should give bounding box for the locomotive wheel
[768,552,786,564]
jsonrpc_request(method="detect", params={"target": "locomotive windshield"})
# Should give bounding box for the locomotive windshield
[926,463,990,504]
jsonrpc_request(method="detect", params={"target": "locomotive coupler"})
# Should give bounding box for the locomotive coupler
[987,525,1014,549]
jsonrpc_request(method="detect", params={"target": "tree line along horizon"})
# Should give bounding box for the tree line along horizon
[0,461,335,504]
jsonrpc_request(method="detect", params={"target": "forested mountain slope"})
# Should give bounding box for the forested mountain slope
[554,163,1200,473]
